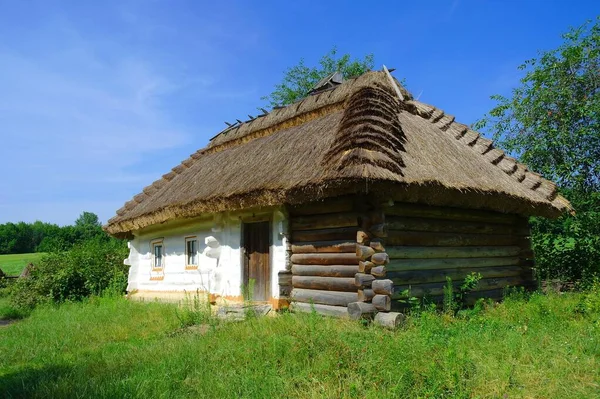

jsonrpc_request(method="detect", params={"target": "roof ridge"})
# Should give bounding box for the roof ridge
[404,99,566,206]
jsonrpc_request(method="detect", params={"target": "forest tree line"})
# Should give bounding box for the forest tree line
[0,212,113,254]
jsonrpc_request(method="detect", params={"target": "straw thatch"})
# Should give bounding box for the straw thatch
[104,71,572,238]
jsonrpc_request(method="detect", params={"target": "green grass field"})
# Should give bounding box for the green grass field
[0,253,45,276]
[0,290,598,398]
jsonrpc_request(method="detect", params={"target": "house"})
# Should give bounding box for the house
[104,69,571,319]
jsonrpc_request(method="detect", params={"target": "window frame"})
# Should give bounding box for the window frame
[151,239,165,270]
[185,236,199,270]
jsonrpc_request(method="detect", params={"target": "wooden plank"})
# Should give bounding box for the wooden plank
[388,257,520,271]
[386,231,521,247]
[292,276,358,292]
[291,264,359,277]
[392,276,525,299]
[291,302,349,318]
[292,226,358,242]
[290,253,358,265]
[291,212,358,231]
[386,216,528,235]
[291,288,358,306]
[387,266,525,285]
[385,203,518,225]
[289,197,354,216]
[291,241,356,254]
[387,246,521,259]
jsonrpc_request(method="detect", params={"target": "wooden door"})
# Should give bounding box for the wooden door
[243,221,270,301]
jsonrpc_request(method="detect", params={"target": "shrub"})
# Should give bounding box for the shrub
[532,191,600,282]
[9,237,128,309]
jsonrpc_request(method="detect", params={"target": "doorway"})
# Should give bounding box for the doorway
[242,221,270,301]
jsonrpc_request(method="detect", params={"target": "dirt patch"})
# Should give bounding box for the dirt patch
[0,319,16,328]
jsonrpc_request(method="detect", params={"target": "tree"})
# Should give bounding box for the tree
[475,19,600,193]
[262,47,375,108]
[476,19,600,281]
[75,212,101,228]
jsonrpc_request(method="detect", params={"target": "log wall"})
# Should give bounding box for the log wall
[288,197,359,313]
[384,202,534,309]
[288,197,535,317]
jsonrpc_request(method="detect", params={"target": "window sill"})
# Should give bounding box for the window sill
[185,265,199,270]
[151,268,164,272]
[149,276,164,281]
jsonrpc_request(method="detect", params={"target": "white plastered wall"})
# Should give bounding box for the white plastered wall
[124,207,288,300]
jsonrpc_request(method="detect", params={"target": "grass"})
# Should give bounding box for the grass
[0,291,598,398]
[0,253,45,276]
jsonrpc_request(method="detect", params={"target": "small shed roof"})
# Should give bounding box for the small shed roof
[105,70,571,237]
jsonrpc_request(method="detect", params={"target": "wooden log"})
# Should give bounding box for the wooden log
[387,266,524,285]
[386,216,529,235]
[347,302,378,320]
[374,312,405,329]
[291,212,358,231]
[290,253,358,265]
[291,288,358,306]
[370,265,387,277]
[369,240,385,251]
[371,252,390,265]
[385,230,521,247]
[355,273,375,287]
[289,197,354,216]
[279,285,292,297]
[356,245,375,260]
[358,261,374,273]
[291,241,356,254]
[372,279,394,296]
[387,257,520,271]
[357,288,375,302]
[291,264,359,277]
[384,203,518,225]
[292,227,358,242]
[359,210,385,231]
[392,276,525,299]
[387,246,521,260]
[292,276,358,292]
[370,223,387,238]
[357,231,370,245]
[372,294,391,311]
[291,302,349,318]
[278,270,292,286]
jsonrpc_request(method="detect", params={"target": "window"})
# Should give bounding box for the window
[185,237,198,268]
[152,241,164,269]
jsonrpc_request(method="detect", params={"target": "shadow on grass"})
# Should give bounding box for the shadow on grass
[0,364,72,398]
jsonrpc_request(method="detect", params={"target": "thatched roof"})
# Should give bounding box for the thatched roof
[104,71,572,237]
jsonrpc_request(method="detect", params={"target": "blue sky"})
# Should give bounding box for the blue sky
[1,0,598,226]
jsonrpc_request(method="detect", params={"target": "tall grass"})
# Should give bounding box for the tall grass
[0,290,598,398]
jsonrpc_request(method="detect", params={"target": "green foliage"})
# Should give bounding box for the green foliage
[9,237,128,309]
[0,211,108,255]
[262,47,374,107]
[1,292,599,398]
[531,189,600,281]
[476,19,600,282]
[175,290,214,328]
[443,272,483,315]
[576,277,600,320]
[475,19,600,192]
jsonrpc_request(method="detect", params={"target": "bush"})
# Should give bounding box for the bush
[532,191,600,282]
[9,237,128,309]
